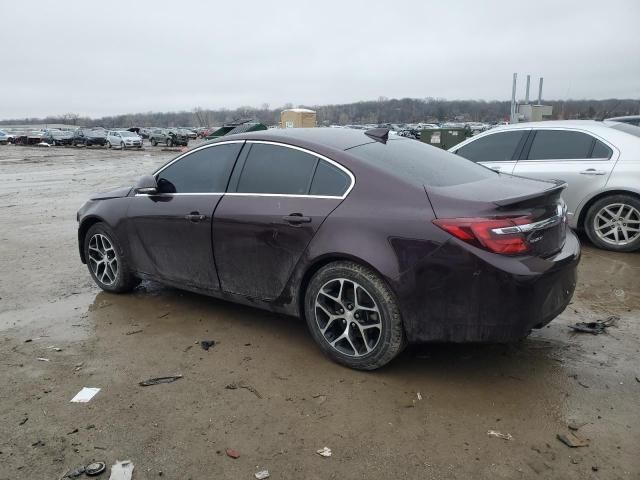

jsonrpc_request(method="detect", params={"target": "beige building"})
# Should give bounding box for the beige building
[280,108,317,128]
[518,104,553,122]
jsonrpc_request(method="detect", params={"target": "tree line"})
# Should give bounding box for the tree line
[2,97,639,128]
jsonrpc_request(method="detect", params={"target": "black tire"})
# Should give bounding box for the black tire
[584,194,640,252]
[304,261,406,370]
[120,141,125,150]
[151,139,157,146]
[107,141,112,149]
[83,223,140,293]
[166,138,173,147]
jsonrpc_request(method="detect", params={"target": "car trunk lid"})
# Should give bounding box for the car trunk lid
[427,175,568,257]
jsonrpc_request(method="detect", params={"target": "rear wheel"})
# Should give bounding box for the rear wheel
[304,261,405,370]
[585,194,640,252]
[151,138,157,146]
[84,223,139,293]
[107,141,112,149]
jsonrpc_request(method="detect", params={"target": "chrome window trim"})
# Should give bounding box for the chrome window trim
[137,139,355,199]
[153,139,246,176]
[237,140,355,199]
[491,204,566,235]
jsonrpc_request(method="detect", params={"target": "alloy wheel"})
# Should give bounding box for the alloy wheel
[87,233,119,286]
[314,278,383,357]
[594,203,640,246]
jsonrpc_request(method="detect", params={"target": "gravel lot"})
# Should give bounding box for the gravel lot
[1,142,639,479]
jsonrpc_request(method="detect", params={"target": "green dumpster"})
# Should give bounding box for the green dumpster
[420,127,471,150]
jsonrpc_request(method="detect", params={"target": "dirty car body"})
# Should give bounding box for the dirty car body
[77,128,580,366]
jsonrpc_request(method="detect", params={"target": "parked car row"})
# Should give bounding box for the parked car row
[0,127,191,149]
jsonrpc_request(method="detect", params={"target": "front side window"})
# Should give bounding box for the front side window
[456,130,527,163]
[156,143,243,193]
[527,130,595,160]
[236,144,317,195]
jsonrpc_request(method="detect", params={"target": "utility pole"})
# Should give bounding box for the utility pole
[538,77,544,105]
[510,73,517,124]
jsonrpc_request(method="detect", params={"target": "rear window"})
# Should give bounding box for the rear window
[609,123,640,138]
[349,138,496,187]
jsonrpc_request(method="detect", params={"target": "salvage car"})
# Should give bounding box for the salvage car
[0,129,9,144]
[450,120,640,252]
[77,128,580,370]
[149,128,189,147]
[42,129,74,146]
[606,115,640,126]
[72,128,107,147]
[106,130,143,149]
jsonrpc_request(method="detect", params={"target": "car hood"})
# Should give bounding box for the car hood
[90,186,132,200]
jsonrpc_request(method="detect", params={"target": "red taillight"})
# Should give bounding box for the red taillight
[433,217,532,255]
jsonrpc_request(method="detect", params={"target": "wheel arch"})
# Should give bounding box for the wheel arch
[78,215,105,263]
[296,253,393,320]
[576,189,640,231]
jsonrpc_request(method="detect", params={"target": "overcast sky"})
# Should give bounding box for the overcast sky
[1,0,639,119]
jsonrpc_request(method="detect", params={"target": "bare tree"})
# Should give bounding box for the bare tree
[62,113,80,125]
[193,107,211,127]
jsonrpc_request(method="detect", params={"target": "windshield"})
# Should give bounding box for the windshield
[120,131,137,137]
[609,123,640,138]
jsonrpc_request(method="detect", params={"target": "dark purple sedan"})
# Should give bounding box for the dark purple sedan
[77,128,580,370]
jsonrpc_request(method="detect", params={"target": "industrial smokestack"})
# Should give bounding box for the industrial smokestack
[510,73,517,123]
[538,77,544,105]
[525,75,531,104]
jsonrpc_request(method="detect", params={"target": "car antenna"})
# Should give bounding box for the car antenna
[365,127,390,143]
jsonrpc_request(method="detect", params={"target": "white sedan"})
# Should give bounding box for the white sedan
[450,120,640,252]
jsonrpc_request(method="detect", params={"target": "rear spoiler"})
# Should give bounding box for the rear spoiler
[493,179,567,208]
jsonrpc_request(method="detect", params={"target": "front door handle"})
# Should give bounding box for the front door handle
[580,169,607,176]
[185,211,207,222]
[283,213,312,225]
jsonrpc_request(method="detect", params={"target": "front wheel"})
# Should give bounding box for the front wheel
[304,261,406,370]
[107,141,112,149]
[585,194,640,252]
[84,223,140,293]
[166,138,173,147]
[120,141,125,150]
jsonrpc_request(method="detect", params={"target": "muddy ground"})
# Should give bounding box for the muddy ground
[0,142,638,480]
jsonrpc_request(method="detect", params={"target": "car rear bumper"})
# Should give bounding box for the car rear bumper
[399,230,581,343]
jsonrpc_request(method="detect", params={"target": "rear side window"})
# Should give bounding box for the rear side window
[527,130,594,160]
[236,144,317,195]
[156,143,242,193]
[349,138,496,187]
[310,160,350,196]
[456,131,527,163]
[591,140,613,159]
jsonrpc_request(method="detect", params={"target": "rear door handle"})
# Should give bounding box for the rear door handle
[580,169,607,176]
[185,211,207,222]
[283,213,312,224]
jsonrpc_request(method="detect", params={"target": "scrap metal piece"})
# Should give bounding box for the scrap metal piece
[138,375,183,387]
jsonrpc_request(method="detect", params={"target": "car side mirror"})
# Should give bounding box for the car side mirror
[135,175,158,195]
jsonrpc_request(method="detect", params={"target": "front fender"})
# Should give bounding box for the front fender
[77,196,132,263]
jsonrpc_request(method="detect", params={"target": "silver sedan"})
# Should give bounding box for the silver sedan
[450,120,640,252]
